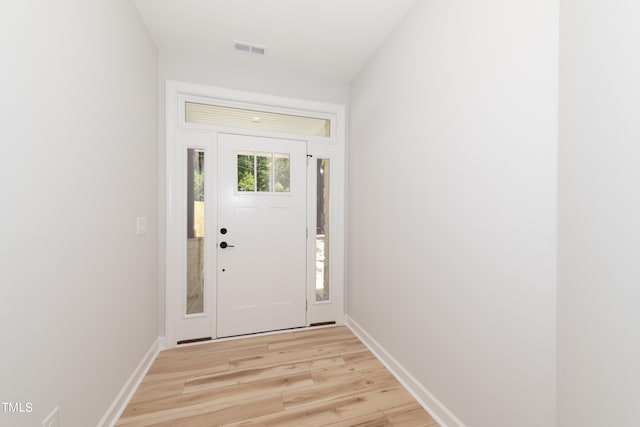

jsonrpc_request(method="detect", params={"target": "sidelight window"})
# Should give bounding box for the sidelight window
[316,159,330,301]
[186,149,205,315]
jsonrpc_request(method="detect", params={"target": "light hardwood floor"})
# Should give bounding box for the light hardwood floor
[117,326,439,426]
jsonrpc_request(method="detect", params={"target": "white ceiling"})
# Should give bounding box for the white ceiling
[134,0,417,83]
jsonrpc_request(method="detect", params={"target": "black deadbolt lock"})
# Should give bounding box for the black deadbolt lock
[220,227,228,234]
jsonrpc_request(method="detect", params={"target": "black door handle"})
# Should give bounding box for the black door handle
[219,241,235,249]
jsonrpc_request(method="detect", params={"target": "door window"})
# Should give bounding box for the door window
[236,152,290,193]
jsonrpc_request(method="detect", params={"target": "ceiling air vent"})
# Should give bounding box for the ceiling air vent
[234,40,267,56]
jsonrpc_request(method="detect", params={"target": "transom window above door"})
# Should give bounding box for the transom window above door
[185,102,331,138]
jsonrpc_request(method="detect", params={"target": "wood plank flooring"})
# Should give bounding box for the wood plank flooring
[117,327,439,426]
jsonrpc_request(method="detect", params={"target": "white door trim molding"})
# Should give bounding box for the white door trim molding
[165,80,346,348]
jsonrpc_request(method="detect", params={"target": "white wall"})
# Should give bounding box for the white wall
[557,1,640,426]
[0,1,158,426]
[159,52,350,106]
[348,1,558,426]
[156,52,349,336]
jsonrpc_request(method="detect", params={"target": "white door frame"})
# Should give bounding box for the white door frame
[165,81,346,348]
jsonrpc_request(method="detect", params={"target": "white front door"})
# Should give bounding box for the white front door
[217,133,307,337]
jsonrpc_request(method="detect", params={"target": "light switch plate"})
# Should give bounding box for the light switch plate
[136,217,147,235]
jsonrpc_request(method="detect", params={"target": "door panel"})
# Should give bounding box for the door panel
[217,133,307,337]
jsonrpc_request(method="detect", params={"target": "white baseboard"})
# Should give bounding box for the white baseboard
[157,336,166,351]
[98,338,162,427]
[345,315,466,427]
